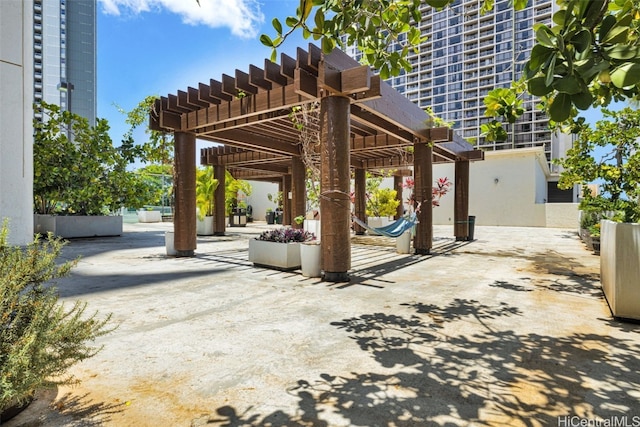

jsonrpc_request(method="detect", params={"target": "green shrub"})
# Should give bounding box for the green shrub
[0,222,113,411]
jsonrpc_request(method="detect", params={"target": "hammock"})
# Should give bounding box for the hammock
[352,213,417,238]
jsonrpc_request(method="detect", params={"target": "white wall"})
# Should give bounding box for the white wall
[546,203,579,228]
[1,0,34,244]
[246,181,279,221]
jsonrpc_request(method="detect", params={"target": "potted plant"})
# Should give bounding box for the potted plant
[557,107,640,320]
[226,172,252,227]
[267,192,284,224]
[366,187,401,232]
[33,102,156,238]
[196,166,218,235]
[248,227,315,271]
[265,208,275,225]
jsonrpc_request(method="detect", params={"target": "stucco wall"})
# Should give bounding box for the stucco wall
[1,0,34,244]
[546,203,579,228]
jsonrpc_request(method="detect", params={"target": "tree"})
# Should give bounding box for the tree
[33,102,155,215]
[556,107,640,222]
[262,0,640,126]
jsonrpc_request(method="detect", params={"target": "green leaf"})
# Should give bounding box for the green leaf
[571,91,593,110]
[604,45,640,60]
[536,26,556,48]
[610,62,640,88]
[571,30,591,54]
[528,76,554,96]
[549,92,572,122]
[553,9,566,25]
[314,8,324,29]
[602,25,629,45]
[599,15,617,42]
[545,54,557,87]
[285,16,298,27]
[272,18,282,35]
[260,34,273,48]
[528,44,555,71]
[553,75,582,94]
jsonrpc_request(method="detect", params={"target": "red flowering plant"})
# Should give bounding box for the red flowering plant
[403,177,451,212]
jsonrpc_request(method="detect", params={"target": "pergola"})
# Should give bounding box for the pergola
[150,44,483,282]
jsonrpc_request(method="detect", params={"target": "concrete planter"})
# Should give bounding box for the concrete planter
[165,231,176,256]
[303,219,320,239]
[196,216,214,236]
[600,220,640,320]
[300,242,322,277]
[396,230,412,254]
[137,210,162,223]
[248,239,301,271]
[34,214,122,238]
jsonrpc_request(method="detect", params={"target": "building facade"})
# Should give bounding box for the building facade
[33,0,96,124]
[345,0,574,181]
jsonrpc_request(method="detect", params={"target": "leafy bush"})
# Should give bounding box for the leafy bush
[0,221,113,411]
[257,228,315,243]
[366,188,400,217]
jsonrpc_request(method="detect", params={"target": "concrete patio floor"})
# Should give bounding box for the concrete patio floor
[6,222,640,427]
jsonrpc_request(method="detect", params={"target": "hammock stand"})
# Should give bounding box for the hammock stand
[351,213,417,238]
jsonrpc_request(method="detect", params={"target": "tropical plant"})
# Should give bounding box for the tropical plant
[226,171,252,216]
[262,0,640,127]
[196,166,218,220]
[557,107,640,223]
[0,221,113,411]
[257,227,316,243]
[33,101,155,215]
[366,188,400,218]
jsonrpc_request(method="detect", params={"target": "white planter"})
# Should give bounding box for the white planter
[196,216,214,235]
[165,231,176,256]
[137,210,162,223]
[248,239,301,271]
[303,219,321,240]
[300,242,322,277]
[367,217,392,235]
[601,220,640,320]
[34,214,123,238]
[396,230,412,254]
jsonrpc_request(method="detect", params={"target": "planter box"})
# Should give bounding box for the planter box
[601,220,640,320]
[248,239,301,271]
[303,219,321,240]
[196,216,214,235]
[34,214,123,238]
[300,242,322,277]
[137,210,162,223]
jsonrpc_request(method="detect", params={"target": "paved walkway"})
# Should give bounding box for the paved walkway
[6,222,640,427]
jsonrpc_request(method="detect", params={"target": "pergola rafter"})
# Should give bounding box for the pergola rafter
[151,44,484,281]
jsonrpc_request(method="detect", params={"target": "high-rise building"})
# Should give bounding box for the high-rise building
[33,0,96,125]
[344,0,573,179]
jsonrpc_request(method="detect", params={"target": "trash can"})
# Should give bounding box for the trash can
[467,215,475,241]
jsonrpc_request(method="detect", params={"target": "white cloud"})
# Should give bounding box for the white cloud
[99,0,264,38]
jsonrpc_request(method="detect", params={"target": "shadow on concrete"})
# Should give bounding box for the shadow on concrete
[198,298,640,426]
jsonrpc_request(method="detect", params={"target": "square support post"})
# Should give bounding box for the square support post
[283,174,292,226]
[320,95,351,282]
[354,168,367,235]
[291,156,306,229]
[213,163,226,236]
[454,159,470,241]
[413,141,433,255]
[174,131,197,256]
[394,174,404,220]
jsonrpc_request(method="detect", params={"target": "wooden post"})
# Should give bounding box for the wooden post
[354,168,366,235]
[291,156,306,229]
[414,140,433,255]
[320,95,351,282]
[174,131,196,256]
[283,174,292,226]
[454,160,470,241]
[213,163,226,236]
[394,174,404,220]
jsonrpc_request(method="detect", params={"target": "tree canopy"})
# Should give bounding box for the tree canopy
[262,0,640,126]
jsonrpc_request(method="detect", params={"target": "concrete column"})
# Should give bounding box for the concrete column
[394,174,404,219]
[291,156,306,229]
[320,95,351,282]
[454,160,470,241]
[413,141,433,255]
[213,164,226,236]
[283,174,292,226]
[174,131,197,256]
[354,168,366,235]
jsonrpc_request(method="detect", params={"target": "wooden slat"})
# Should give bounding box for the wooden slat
[341,65,371,94]
[297,47,315,73]
[167,93,191,113]
[198,83,221,104]
[235,69,258,95]
[209,79,233,101]
[188,87,209,108]
[249,65,272,90]
[294,68,318,99]
[280,53,296,79]
[264,58,288,86]
[221,74,237,97]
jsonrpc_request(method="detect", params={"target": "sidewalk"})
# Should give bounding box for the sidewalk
[6,222,640,427]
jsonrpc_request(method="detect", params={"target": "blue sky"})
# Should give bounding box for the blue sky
[97,0,305,150]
